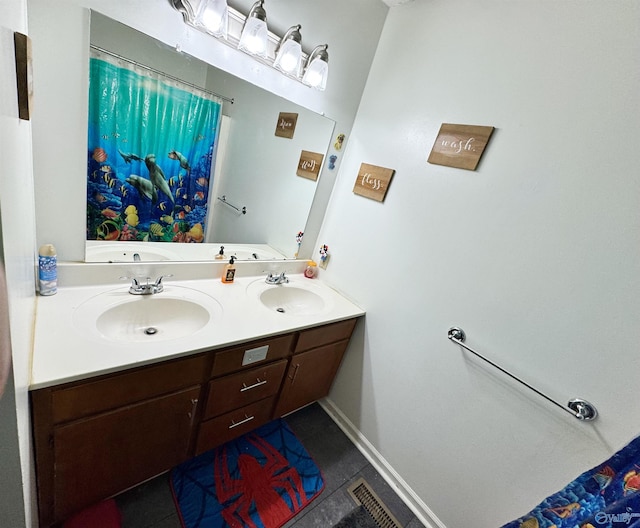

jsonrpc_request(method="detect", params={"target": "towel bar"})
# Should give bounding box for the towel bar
[447,327,598,421]
[217,195,246,214]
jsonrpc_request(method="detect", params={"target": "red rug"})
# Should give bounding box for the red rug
[62,498,121,528]
[170,419,324,528]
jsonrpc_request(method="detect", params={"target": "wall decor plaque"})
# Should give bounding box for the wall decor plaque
[274,112,298,139]
[14,32,33,121]
[428,123,494,170]
[352,163,395,202]
[296,151,324,181]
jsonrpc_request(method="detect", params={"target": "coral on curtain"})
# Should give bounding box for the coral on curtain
[86,50,222,243]
[502,435,640,528]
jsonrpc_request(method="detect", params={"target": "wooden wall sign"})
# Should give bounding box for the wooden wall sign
[274,112,298,139]
[14,32,33,121]
[428,123,494,170]
[352,163,395,202]
[296,150,324,181]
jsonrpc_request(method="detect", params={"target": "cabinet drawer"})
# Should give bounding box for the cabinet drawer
[203,360,287,419]
[211,334,294,377]
[196,397,276,454]
[294,318,357,353]
[49,354,208,424]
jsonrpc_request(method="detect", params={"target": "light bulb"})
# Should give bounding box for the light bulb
[202,10,222,31]
[303,57,328,90]
[238,1,268,57]
[195,0,228,37]
[275,40,301,74]
[302,44,329,91]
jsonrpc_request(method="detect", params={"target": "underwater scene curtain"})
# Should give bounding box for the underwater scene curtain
[87,50,222,243]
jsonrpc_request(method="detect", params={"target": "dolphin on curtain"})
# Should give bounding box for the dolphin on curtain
[145,154,175,204]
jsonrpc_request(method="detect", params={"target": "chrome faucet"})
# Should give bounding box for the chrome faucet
[123,275,172,295]
[265,272,289,285]
[133,253,141,262]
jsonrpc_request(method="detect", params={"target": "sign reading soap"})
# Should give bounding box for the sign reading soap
[428,123,494,171]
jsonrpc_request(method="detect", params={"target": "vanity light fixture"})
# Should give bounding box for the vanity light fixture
[274,24,303,75]
[238,0,268,57]
[171,0,329,89]
[193,0,228,38]
[302,44,329,91]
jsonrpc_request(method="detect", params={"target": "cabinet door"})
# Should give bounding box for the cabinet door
[274,340,349,417]
[52,386,200,523]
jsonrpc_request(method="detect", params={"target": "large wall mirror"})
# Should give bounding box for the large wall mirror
[85,12,335,263]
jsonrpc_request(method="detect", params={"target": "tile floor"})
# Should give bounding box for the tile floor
[115,403,425,528]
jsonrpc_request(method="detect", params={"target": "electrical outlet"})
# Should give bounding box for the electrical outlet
[242,345,269,366]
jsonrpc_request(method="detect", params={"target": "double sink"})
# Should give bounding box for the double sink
[32,264,364,390]
[72,275,331,344]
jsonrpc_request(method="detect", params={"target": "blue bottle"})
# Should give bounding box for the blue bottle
[38,244,57,295]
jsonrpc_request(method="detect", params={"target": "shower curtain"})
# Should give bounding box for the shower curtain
[502,434,640,528]
[86,49,222,243]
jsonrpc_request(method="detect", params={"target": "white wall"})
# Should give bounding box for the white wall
[320,1,640,526]
[29,0,388,261]
[0,0,39,525]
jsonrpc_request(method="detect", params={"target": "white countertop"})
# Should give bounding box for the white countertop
[31,269,364,390]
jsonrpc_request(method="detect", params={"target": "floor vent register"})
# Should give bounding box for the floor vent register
[347,478,403,528]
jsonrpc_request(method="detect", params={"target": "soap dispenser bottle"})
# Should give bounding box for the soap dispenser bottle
[215,245,225,260]
[221,256,236,283]
[304,260,317,279]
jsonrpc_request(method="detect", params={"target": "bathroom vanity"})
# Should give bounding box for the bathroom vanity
[29,266,363,527]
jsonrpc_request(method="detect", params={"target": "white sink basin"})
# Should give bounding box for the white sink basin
[73,285,222,343]
[260,286,325,315]
[247,277,332,316]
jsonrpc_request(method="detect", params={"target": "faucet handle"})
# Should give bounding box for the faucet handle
[152,274,174,293]
[153,273,173,285]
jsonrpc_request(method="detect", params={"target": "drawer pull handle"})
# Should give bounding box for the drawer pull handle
[229,414,254,429]
[240,378,267,392]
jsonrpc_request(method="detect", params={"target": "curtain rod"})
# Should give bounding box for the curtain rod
[90,44,234,104]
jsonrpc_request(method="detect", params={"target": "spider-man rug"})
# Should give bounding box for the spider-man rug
[170,419,324,528]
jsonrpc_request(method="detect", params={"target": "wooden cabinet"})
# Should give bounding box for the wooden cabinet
[275,319,357,417]
[31,355,208,527]
[53,386,200,521]
[31,318,359,527]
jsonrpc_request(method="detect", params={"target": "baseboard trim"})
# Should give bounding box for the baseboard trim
[319,398,448,528]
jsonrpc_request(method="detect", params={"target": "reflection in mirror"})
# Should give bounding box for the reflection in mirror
[85,12,335,262]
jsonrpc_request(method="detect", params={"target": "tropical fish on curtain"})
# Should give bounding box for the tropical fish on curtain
[86,51,222,243]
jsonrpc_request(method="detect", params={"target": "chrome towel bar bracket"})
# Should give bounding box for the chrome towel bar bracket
[218,195,247,214]
[447,327,598,421]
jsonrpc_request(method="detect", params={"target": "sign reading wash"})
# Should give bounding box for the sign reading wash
[428,123,494,171]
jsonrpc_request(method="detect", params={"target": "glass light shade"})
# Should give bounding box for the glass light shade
[194,0,228,37]
[302,54,329,90]
[238,1,268,57]
[274,38,302,75]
